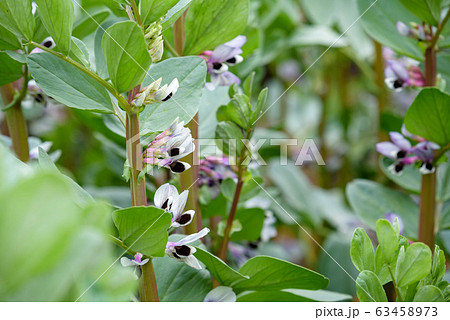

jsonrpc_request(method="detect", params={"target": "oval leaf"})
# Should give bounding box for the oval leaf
[356,270,388,302]
[34,0,74,55]
[404,88,450,146]
[102,20,152,93]
[112,206,171,257]
[27,52,114,113]
[233,256,329,293]
[184,0,249,55]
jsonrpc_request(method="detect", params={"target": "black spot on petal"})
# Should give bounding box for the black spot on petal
[162,199,169,210]
[425,162,433,170]
[226,57,237,64]
[394,162,404,173]
[168,148,180,157]
[169,161,185,173]
[396,150,407,159]
[175,245,191,257]
[212,62,223,70]
[393,79,404,89]
[42,40,53,48]
[177,213,192,225]
[162,92,173,102]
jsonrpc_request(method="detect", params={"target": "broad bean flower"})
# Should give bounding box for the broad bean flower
[376,127,439,175]
[165,227,210,269]
[199,156,237,198]
[143,118,194,173]
[154,183,195,228]
[200,35,246,90]
[383,48,425,91]
[120,252,149,279]
[132,78,179,106]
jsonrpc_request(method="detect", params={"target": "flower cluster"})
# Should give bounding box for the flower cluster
[200,35,246,90]
[165,227,210,270]
[132,77,179,107]
[376,127,440,175]
[396,21,435,42]
[154,183,194,228]
[383,48,425,91]
[199,156,236,198]
[144,19,164,63]
[143,118,194,173]
[154,183,209,269]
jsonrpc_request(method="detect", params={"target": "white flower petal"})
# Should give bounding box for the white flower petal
[183,254,202,270]
[176,227,210,245]
[120,257,134,267]
[154,183,178,209]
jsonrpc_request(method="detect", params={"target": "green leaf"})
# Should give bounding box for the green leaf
[35,0,74,55]
[357,0,423,60]
[102,20,152,93]
[161,0,193,31]
[252,87,268,123]
[141,0,178,25]
[395,242,432,287]
[430,245,446,285]
[0,52,23,86]
[112,206,172,257]
[0,24,21,50]
[139,56,206,132]
[194,247,248,287]
[217,101,249,129]
[72,9,110,40]
[413,285,445,302]
[215,121,244,156]
[153,255,212,301]
[374,246,391,284]
[376,219,399,265]
[230,208,265,241]
[69,37,90,67]
[399,0,441,26]
[404,88,450,146]
[0,0,35,40]
[27,52,114,113]
[346,179,418,239]
[184,0,249,55]
[356,270,388,302]
[237,289,352,302]
[350,227,375,272]
[233,256,329,293]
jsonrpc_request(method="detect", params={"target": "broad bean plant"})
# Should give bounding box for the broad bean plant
[0,0,449,303]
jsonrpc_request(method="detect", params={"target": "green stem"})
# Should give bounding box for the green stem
[217,176,244,262]
[139,259,159,302]
[29,41,131,113]
[217,140,249,262]
[173,12,202,233]
[163,36,180,57]
[1,79,29,162]
[126,88,158,302]
[387,265,403,302]
[418,37,438,250]
[430,10,450,49]
[130,0,142,26]
[418,171,437,249]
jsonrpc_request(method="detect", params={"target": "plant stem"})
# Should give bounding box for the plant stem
[387,265,403,302]
[430,10,450,49]
[1,80,29,162]
[163,36,180,57]
[173,11,186,55]
[418,171,437,249]
[126,88,159,302]
[139,259,159,302]
[418,34,439,250]
[130,0,142,26]
[217,177,244,262]
[173,11,202,233]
